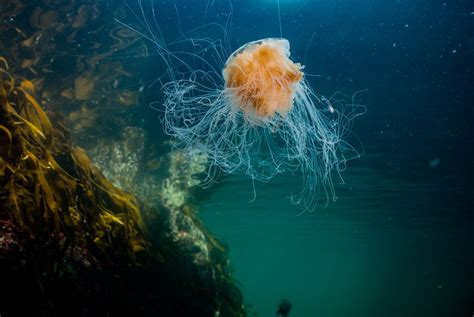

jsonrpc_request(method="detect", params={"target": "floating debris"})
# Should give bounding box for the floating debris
[429,157,441,168]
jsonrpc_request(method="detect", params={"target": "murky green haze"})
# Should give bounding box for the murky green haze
[201,140,473,316]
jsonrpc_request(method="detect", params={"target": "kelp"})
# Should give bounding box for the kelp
[1,4,248,310]
[0,62,246,315]
[0,58,147,265]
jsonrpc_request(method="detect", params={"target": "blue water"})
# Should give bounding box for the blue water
[135,0,473,316]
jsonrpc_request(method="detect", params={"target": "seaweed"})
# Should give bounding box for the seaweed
[0,57,246,316]
[0,58,147,267]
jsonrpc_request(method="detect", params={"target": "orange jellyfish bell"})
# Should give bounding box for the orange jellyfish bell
[222,38,304,119]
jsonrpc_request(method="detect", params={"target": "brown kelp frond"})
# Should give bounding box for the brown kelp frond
[7,180,26,229]
[0,68,14,95]
[0,57,8,70]
[0,124,13,156]
[20,80,35,95]
[15,86,53,146]
[0,58,147,265]
[10,110,46,140]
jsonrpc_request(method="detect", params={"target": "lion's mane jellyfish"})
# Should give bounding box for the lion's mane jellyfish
[164,38,363,210]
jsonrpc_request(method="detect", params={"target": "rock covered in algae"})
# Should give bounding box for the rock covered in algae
[88,126,147,193]
[0,58,246,317]
[86,126,224,272]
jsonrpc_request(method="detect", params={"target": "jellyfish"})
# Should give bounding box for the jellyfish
[162,37,364,210]
[118,1,364,210]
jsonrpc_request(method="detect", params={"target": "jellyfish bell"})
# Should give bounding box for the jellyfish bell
[222,38,303,120]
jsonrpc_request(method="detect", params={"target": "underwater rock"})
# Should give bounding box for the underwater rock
[87,127,215,267]
[88,126,146,193]
[162,149,209,209]
[161,149,212,265]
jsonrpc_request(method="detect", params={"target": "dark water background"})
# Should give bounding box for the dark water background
[133,0,474,316]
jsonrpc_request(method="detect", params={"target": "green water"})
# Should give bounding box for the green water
[201,144,474,316]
